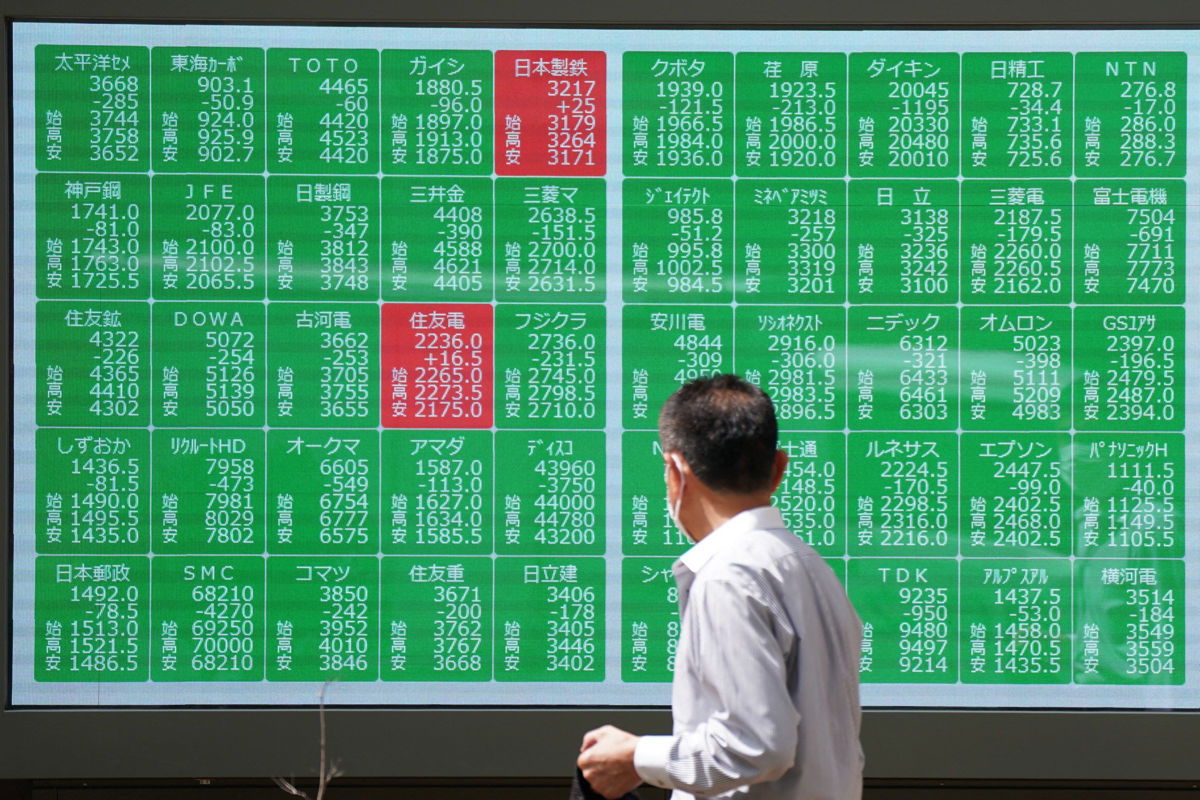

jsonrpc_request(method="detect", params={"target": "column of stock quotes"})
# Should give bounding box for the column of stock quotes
[20,37,1191,703]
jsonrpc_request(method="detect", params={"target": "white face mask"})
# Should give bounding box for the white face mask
[666,454,692,542]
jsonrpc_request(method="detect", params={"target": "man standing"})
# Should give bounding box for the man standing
[578,375,863,799]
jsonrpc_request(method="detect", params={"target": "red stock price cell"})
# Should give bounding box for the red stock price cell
[382,303,494,429]
[494,50,606,176]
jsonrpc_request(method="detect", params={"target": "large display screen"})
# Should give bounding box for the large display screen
[9,21,1197,709]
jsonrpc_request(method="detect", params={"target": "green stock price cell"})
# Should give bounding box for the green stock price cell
[380,558,493,681]
[151,303,264,427]
[37,301,150,427]
[735,306,845,431]
[266,432,378,554]
[267,304,379,427]
[381,431,492,555]
[847,181,958,304]
[960,435,1071,557]
[1074,560,1183,684]
[1073,307,1182,431]
[960,306,1071,430]
[849,53,960,177]
[849,558,958,683]
[622,305,732,430]
[1074,181,1184,304]
[495,305,604,429]
[34,556,149,682]
[624,178,734,303]
[848,306,958,431]
[268,176,379,300]
[735,53,846,177]
[151,47,264,172]
[494,558,605,682]
[150,557,265,681]
[35,429,149,555]
[495,179,605,301]
[266,557,379,681]
[734,181,846,303]
[381,178,493,302]
[151,431,265,554]
[960,559,1071,684]
[1074,52,1185,177]
[624,180,733,303]
[35,45,149,171]
[622,431,690,557]
[960,53,1072,177]
[495,432,605,556]
[36,174,149,300]
[848,434,957,558]
[776,434,847,558]
[622,558,679,683]
[266,49,379,173]
[1073,434,1183,559]
[623,52,733,176]
[381,49,493,175]
[961,181,1071,304]
[151,176,265,299]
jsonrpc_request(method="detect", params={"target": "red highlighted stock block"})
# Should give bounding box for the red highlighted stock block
[381,303,493,428]
[494,50,606,176]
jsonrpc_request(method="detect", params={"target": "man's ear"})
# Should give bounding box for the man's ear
[663,451,687,495]
[769,448,788,494]
[667,450,686,489]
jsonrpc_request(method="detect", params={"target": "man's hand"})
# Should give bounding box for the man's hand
[577,725,642,799]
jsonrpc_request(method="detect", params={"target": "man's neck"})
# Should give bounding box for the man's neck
[683,492,773,542]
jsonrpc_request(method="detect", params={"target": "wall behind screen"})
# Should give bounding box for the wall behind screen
[2,0,1200,783]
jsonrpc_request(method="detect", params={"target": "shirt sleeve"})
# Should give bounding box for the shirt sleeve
[633,735,674,788]
[652,572,801,796]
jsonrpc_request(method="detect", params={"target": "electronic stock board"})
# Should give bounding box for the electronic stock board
[8,21,1199,711]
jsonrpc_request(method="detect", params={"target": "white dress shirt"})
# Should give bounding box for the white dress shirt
[633,506,864,799]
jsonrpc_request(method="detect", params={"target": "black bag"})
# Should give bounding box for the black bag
[570,766,643,800]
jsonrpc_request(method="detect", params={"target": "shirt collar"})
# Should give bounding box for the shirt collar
[675,505,786,577]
